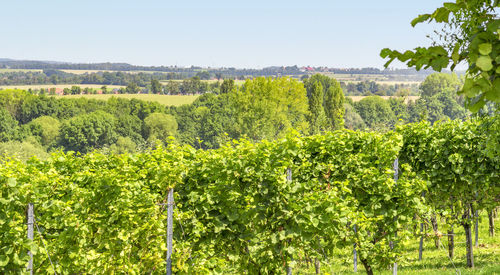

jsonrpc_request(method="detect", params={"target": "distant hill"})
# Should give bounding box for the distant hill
[0,58,439,78]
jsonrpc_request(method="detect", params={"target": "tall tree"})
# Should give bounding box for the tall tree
[308,81,327,134]
[324,82,345,130]
[126,82,140,94]
[233,77,310,140]
[150,79,162,94]
[215,72,223,80]
[304,74,345,130]
[220,79,235,94]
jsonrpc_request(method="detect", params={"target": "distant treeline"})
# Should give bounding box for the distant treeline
[340,81,419,96]
[0,70,188,87]
[0,59,437,78]
[1,69,419,96]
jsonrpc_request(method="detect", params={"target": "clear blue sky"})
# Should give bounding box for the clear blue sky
[0,0,443,68]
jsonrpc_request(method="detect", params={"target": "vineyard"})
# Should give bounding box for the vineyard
[0,119,499,274]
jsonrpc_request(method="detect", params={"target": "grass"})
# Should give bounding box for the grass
[296,212,500,274]
[52,94,199,106]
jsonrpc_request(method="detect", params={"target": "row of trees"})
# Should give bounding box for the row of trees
[0,70,231,87]
[0,73,482,156]
[344,73,470,131]
[3,70,426,98]
[341,80,419,96]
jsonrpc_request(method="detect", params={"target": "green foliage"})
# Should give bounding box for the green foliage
[115,114,144,144]
[0,140,48,161]
[126,82,140,94]
[109,136,137,154]
[59,111,118,153]
[419,73,461,98]
[304,74,345,130]
[0,89,29,121]
[388,97,410,123]
[0,145,188,273]
[0,108,20,142]
[232,77,310,141]
[324,82,345,129]
[484,112,500,162]
[408,88,469,123]
[2,119,500,273]
[308,81,327,133]
[343,103,366,130]
[195,71,210,80]
[381,0,500,111]
[26,116,61,147]
[354,96,396,130]
[220,79,235,94]
[398,119,499,266]
[0,130,430,274]
[150,79,162,94]
[143,112,178,143]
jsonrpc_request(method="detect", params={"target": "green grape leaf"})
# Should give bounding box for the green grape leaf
[476,56,493,71]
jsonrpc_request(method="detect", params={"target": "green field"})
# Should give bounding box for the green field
[0,84,125,90]
[53,94,199,106]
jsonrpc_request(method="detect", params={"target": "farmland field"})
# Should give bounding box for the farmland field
[59,69,171,75]
[52,93,199,106]
[0,84,124,90]
[320,73,425,84]
[160,79,247,85]
[0,68,42,73]
[349,95,420,102]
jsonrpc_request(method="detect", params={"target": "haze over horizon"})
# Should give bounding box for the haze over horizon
[1,0,442,69]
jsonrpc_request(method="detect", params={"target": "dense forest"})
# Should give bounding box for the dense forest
[0,73,475,159]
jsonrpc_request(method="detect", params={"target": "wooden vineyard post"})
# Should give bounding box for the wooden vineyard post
[392,158,398,275]
[419,191,425,261]
[465,206,474,268]
[166,188,174,275]
[27,203,34,275]
[286,168,293,275]
[474,210,479,248]
[419,222,424,261]
[474,191,479,248]
[353,224,357,272]
[488,210,495,237]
